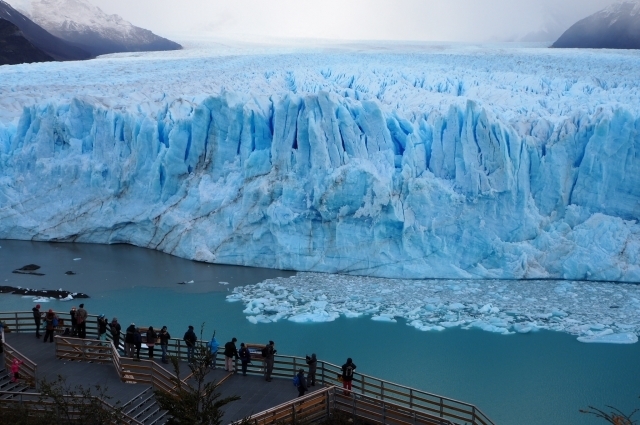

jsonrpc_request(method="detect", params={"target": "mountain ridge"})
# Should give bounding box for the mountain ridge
[0,17,53,65]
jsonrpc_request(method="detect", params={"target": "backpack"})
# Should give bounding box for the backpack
[345,365,353,378]
[293,375,300,387]
[52,317,59,327]
[261,347,268,358]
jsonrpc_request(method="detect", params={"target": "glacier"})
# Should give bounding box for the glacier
[1,41,640,282]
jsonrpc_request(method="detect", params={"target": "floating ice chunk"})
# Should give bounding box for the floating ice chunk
[288,311,339,323]
[60,294,74,301]
[219,282,229,285]
[32,297,50,302]
[371,315,397,323]
[578,332,638,344]
[73,258,81,261]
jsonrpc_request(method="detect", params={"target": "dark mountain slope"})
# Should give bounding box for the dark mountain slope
[0,17,53,65]
[0,0,90,60]
[552,1,640,49]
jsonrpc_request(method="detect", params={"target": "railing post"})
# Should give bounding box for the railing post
[440,397,444,417]
[362,375,365,396]
[382,402,386,425]
[472,405,477,425]
[321,361,325,386]
[409,388,413,408]
[292,404,296,423]
[15,312,19,333]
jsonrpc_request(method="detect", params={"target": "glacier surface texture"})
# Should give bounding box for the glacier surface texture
[1,43,639,281]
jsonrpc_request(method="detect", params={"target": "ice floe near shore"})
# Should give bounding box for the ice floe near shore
[228,273,640,344]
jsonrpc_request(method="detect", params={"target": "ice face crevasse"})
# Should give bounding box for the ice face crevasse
[0,91,639,281]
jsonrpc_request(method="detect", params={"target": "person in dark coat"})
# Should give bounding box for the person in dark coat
[97,314,108,341]
[183,325,197,363]
[134,327,142,360]
[69,306,77,336]
[341,358,357,395]
[264,341,276,382]
[76,304,87,339]
[109,318,121,352]
[224,338,238,372]
[146,326,157,359]
[306,353,317,386]
[43,309,57,343]
[159,326,171,364]
[124,323,136,358]
[296,368,308,397]
[238,343,251,376]
[32,304,42,338]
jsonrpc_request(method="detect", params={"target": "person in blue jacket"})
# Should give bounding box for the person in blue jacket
[207,332,220,369]
[296,368,308,397]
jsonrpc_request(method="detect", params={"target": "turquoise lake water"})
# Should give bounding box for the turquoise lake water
[1,240,639,425]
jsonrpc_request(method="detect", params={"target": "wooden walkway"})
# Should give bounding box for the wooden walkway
[3,332,301,423]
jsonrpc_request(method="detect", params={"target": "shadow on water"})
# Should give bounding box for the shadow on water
[1,240,638,425]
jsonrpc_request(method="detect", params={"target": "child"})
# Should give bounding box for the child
[10,358,23,383]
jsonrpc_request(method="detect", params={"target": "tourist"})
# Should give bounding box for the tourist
[43,309,57,343]
[10,358,23,383]
[183,325,197,364]
[341,358,357,395]
[263,340,276,382]
[296,368,308,397]
[97,314,108,341]
[238,342,251,376]
[69,306,77,336]
[32,304,42,338]
[124,323,136,358]
[146,326,157,359]
[109,318,121,352]
[159,326,171,364]
[207,332,219,369]
[76,304,87,339]
[134,327,142,360]
[306,353,317,387]
[224,337,238,372]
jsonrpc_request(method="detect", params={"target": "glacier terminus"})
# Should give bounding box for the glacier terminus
[1,42,639,283]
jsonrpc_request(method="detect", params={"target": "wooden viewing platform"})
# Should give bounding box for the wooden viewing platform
[0,310,496,425]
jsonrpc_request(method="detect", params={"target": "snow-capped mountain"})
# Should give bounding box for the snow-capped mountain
[0,0,89,60]
[553,0,640,49]
[11,0,181,56]
[0,18,53,64]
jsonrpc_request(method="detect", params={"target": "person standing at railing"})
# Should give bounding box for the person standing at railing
[76,304,88,339]
[224,337,238,373]
[110,318,121,352]
[134,327,142,360]
[146,326,157,359]
[43,309,57,343]
[263,340,276,382]
[183,325,197,364]
[305,353,317,387]
[32,304,42,339]
[296,368,308,397]
[341,358,357,396]
[124,323,136,358]
[238,343,251,376]
[207,332,219,369]
[159,326,171,364]
[97,314,108,341]
[69,306,77,336]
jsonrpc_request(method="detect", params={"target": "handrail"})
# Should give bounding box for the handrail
[2,341,38,389]
[6,311,495,424]
[0,390,143,424]
[239,386,457,425]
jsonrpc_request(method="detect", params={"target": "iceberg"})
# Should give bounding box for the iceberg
[0,43,639,281]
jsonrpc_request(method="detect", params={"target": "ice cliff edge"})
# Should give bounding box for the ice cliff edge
[1,89,639,281]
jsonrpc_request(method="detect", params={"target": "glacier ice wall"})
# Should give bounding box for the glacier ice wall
[1,46,639,281]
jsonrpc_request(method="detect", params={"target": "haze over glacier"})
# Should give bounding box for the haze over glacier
[1,42,639,282]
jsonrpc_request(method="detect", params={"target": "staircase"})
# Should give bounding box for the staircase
[0,366,31,399]
[122,387,169,425]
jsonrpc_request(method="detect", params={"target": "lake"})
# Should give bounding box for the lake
[1,239,638,425]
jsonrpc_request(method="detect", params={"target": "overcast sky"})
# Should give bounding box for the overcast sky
[86,0,618,42]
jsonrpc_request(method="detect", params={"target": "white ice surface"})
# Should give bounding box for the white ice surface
[1,41,640,281]
[228,273,640,343]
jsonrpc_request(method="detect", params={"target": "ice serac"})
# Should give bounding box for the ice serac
[0,54,639,282]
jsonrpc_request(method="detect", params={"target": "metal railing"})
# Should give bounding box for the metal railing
[241,386,457,425]
[2,341,38,388]
[0,390,143,424]
[2,311,496,425]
